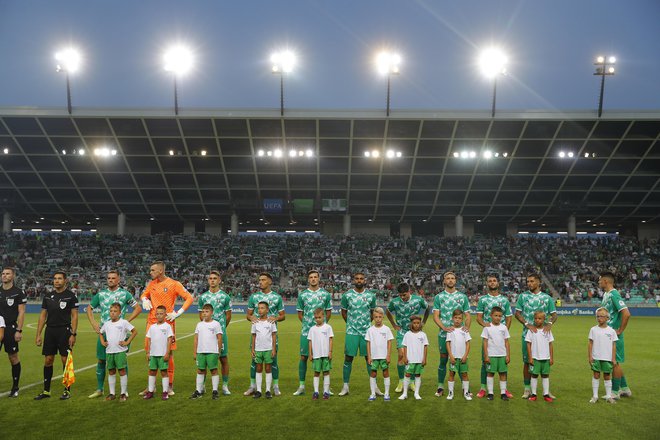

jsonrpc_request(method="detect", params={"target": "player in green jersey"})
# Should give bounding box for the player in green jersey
[475,274,512,398]
[243,273,285,396]
[386,282,429,393]
[514,273,557,399]
[198,270,232,395]
[86,270,142,398]
[598,271,631,398]
[432,271,471,397]
[338,272,378,397]
[293,270,332,396]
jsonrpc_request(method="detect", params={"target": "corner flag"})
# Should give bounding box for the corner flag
[62,350,76,388]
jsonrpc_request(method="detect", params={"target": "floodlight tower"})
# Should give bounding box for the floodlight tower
[478,48,507,117]
[594,55,616,118]
[163,45,193,115]
[376,51,401,116]
[54,48,81,114]
[271,50,296,116]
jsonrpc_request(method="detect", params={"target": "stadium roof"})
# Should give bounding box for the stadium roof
[0,108,658,229]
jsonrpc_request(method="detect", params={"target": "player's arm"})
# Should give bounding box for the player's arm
[308,338,313,359]
[463,310,471,331]
[617,308,631,335]
[325,294,332,322]
[296,295,304,323]
[386,338,392,364]
[325,308,331,323]
[476,312,487,327]
[401,345,408,365]
[193,333,198,359]
[446,339,455,363]
[543,311,557,333]
[504,338,510,364]
[69,307,78,348]
[482,337,489,363]
[145,335,151,362]
[217,332,223,352]
[432,309,448,331]
[251,332,256,357]
[86,302,100,333]
[340,293,348,322]
[549,341,554,365]
[125,302,142,322]
[612,340,617,364]
[140,287,153,310]
[505,314,512,329]
[123,327,137,346]
[168,285,194,321]
[463,340,470,363]
[422,304,430,324]
[0,325,3,341]
[247,308,257,323]
[164,336,172,361]
[366,340,372,364]
[526,341,533,365]
[341,308,347,322]
[422,344,428,366]
[276,309,286,323]
[587,339,593,364]
[386,308,400,331]
[328,336,333,360]
[99,331,108,347]
[271,329,277,357]
[16,303,25,341]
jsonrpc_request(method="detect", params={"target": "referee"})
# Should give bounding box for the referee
[0,267,27,397]
[34,271,79,400]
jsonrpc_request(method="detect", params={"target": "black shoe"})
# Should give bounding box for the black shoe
[487,394,494,401]
[8,389,19,398]
[265,391,272,399]
[253,391,262,399]
[34,391,51,400]
[60,390,71,400]
[501,394,509,401]
[212,390,219,400]
[189,390,203,400]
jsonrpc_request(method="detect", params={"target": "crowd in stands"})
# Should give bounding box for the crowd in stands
[1,233,658,306]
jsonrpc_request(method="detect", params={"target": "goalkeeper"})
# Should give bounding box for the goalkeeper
[139,261,193,396]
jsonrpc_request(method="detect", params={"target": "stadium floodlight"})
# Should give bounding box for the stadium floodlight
[594,54,616,117]
[289,149,297,158]
[257,149,265,157]
[453,152,460,158]
[386,150,395,158]
[55,48,81,114]
[483,150,493,159]
[163,45,193,115]
[376,51,401,116]
[364,151,371,157]
[2,148,8,154]
[371,150,380,158]
[559,151,566,158]
[478,47,508,117]
[271,50,296,116]
[273,148,283,158]
[469,151,477,158]
[396,151,402,158]
[460,151,469,159]
[567,151,574,158]
[305,149,314,157]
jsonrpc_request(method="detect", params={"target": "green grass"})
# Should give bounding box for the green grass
[0,313,658,439]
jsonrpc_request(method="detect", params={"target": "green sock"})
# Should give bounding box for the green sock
[365,358,372,377]
[612,378,621,393]
[342,360,353,383]
[222,375,229,385]
[397,364,405,380]
[272,356,279,381]
[480,363,487,389]
[250,360,256,380]
[96,361,106,392]
[299,360,307,383]
[620,375,628,389]
[437,357,448,386]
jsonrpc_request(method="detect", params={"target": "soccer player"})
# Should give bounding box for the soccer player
[525,311,554,402]
[244,273,285,396]
[475,274,512,398]
[198,270,232,395]
[307,308,334,400]
[140,261,194,395]
[365,307,394,401]
[34,271,79,400]
[431,271,471,397]
[99,303,137,402]
[339,272,378,397]
[386,282,429,393]
[598,271,631,399]
[0,267,27,397]
[446,309,472,401]
[514,273,557,399]
[588,307,618,404]
[251,301,278,399]
[86,270,142,399]
[190,304,223,400]
[294,270,332,396]
[481,306,510,401]
[399,315,428,400]
[144,305,174,400]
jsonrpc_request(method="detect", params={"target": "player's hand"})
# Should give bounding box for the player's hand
[119,341,127,347]
[146,354,150,362]
[367,357,372,365]
[529,359,534,366]
[444,326,455,333]
[588,356,593,365]
[449,357,455,364]
[549,358,554,366]
[461,356,467,363]
[483,322,491,327]
[267,316,277,323]
[193,353,197,360]
[251,350,255,358]
[543,324,552,334]
[14,331,22,342]
[101,341,108,347]
[91,323,100,334]
[616,329,622,336]
[462,326,469,332]
[271,349,276,358]
[142,298,153,311]
[505,355,510,364]
[421,359,426,367]
[35,336,42,346]
[328,352,332,360]
[163,353,170,361]
[484,356,490,364]
[386,356,391,364]
[527,324,538,333]
[166,311,179,321]
[249,315,259,323]
[69,335,76,348]
[394,325,401,332]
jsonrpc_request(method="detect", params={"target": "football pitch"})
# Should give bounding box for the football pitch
[0,313,658,439]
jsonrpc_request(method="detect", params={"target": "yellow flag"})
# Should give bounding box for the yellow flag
[62,350,76,388]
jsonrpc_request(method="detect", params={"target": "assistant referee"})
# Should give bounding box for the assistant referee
[34,271,79,400]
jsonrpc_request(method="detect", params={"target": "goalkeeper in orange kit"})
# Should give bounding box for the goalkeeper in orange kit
[139,261,193,396]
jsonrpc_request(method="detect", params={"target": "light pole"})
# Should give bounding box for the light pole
[594,55,616,118]
[163,45,193,115]
[478,48,507,117]
[271,50,295,116]
[376,51,401,117]
[54,48,81,115]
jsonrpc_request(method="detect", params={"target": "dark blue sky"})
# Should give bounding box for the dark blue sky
[1,0,659,111]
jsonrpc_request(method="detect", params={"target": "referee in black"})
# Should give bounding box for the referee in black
[34,271,79,400]
[0,267,27,397]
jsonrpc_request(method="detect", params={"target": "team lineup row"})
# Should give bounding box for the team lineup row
[0,265,632,403]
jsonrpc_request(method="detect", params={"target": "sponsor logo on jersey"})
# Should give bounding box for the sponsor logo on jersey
[60,300,67,309]
[6,298,14,306]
